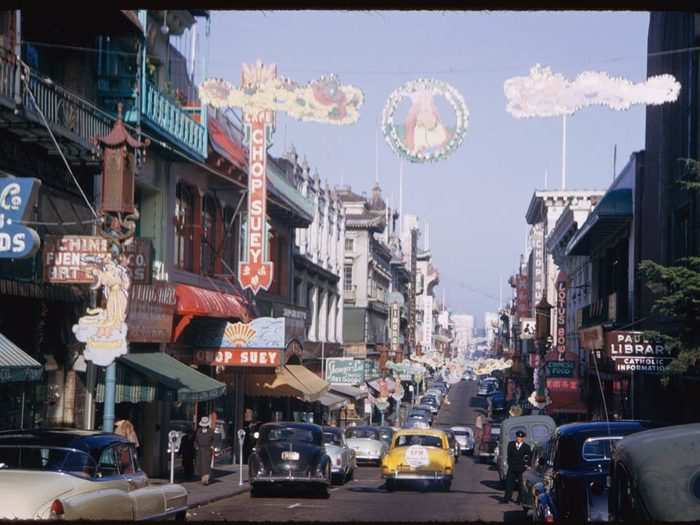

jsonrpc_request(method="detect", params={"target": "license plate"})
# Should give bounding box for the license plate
[282,451,300,461]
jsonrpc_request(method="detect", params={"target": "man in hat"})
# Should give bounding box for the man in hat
[194,417,215,485]
[501,429,531,504]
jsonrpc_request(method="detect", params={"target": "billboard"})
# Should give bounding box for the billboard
[325,358,365,385]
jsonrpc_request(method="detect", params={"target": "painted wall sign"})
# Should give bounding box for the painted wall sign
[43,235,152,284]
[325,358,366,385]
[193,348,282,367]
[0,177,41,259]
[556,274,567,355]
[126,283,177,343]
[606,330,673,374]
[187,317,286,349]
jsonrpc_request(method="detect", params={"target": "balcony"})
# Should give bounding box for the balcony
[0,51,112,163]
[140,80,207,160]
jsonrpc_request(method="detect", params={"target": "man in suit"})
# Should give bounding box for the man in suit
[501,430,532,504]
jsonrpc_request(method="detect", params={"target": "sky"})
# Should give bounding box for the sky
[205,11,649,328]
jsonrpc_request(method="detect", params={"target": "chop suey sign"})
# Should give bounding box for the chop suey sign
[606,331,674,374]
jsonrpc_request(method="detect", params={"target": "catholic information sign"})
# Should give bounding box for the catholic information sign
[606,331,674,374]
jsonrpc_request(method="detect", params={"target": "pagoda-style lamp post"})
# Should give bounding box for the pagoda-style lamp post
[87,103,149,433]
[533,295,552,407]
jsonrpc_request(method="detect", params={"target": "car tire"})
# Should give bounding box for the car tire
[385,479,396,492]
[331,473,343,485]
[317,485,330,499]
[442,480,452,492]
[175,510,187,521]
[250,485,266,498]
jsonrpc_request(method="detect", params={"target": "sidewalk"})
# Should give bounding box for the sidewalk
[151,452,251,509]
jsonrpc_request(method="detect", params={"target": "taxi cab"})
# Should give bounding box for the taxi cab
[380,428,454,492]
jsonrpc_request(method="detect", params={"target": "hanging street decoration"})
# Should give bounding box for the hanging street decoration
[504,64,681,118]
[199,61,364,294]
[382,78,469,163]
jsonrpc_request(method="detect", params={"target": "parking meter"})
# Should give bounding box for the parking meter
[237,429,246,486]
[167,431,182,484]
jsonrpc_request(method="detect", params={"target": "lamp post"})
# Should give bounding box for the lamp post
[533,295,552,408]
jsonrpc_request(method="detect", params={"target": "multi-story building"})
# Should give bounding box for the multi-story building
[484,312,499,351]
[452,314,474,353]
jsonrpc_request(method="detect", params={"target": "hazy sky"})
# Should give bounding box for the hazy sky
[206,11,649,327]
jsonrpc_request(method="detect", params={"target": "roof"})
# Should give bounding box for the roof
[393,428,448,437]
[0,429,127,453]
[329,384,368,400]
[0,332,43,384]
[267,160,315,226]
[555,420,653,438]
[525,190,606,225]
[318,391,346,410]
[259,422,322,432]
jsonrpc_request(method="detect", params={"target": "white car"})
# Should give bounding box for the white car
[0,429,188,520]
[344,427,388,466]
[322,427,356,484]
[450,426,475,455]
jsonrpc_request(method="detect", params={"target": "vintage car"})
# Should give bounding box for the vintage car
[519,441,550,511]
[419,396,440,415]
[375,426,395,448]
[606,423,700,522]
[536,420,657,521]
[404,418,431,430]
[345,426,388,465]
[407,408,432,426]
[0,429,188,520]
[381,429,454,492]
[248,422,332,498]
[443,429,461,463]
[495,415,556,483]
[449,426,474,455]
[414,405,437,422]
[321,427,356,484]
[476,420,500,463]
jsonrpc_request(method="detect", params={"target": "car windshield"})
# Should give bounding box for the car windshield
[378,430,393,442]
[582,437,622,461]
[396,434,443,448]
[323,432,343,446]
[261,426,318,444]
[346,428,379,440]
[0,445,97,477]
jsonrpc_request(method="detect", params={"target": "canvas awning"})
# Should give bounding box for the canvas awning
[330,384,368,401]
[245,365,329,402]
[0,332,42,384]
[175,284,252,321]
[566,188,632,256]
[97,353,225,403]
[318,391,346,410]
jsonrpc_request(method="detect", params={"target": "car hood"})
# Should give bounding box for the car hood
[0,470,78,519]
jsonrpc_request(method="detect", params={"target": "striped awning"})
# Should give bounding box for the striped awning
[96,363,156,403]
[0,332,43,384]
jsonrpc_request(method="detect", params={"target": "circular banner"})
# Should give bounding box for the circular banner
[405,445,430,468]
[382,78,469,163]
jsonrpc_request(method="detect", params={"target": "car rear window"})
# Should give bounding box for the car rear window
[582,437,622,462]
[396,435,443,448]
[346,428,380,440]
[531,424,553,444]
[263,426,317,444]
[0,446,96,477]
[323,432,343,446]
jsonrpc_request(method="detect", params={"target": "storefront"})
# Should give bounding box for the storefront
[0,332,44,431]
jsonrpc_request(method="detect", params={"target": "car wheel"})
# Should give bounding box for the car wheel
[442,480,452,492]
[250,485,266,498]
[174,510,187,521]
[331,473,343,485]
[317,485,330,499]
[385,479,396,492]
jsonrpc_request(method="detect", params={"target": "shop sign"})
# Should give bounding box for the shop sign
[528,352,539,368]
[0,178,41,259]
[193,348,282,367]
[187,317,285,349]
[546,378,579,392]
[423,295,433,351]
[555,275,567,355]
[546,360,575,378]
[126,283,177,343]
[530,223,545,305]
[389,303,401,352]
[325,358,365,385]
[606,331,674,374]
[516,273,530,318]
[520,317,536,339]
[408,228,418,352]
[579,325,604,350]
[43,235,152,284]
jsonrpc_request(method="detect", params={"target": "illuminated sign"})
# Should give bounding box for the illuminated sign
[0,178,41,259]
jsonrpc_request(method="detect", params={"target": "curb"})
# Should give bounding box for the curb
[187,484,251,510]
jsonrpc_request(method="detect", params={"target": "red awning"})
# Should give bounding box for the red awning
[208,118,247,170]
[175,284,251,321]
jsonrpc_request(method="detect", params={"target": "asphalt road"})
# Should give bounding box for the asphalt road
[189,380,528,522]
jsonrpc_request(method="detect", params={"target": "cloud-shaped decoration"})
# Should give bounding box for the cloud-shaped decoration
[200,74,364,125]
[504,64,681,118]
[465,358,514,376]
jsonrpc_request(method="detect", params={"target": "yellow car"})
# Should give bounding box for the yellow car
[381,428,454,492]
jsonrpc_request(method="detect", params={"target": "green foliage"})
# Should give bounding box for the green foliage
[677,158,700,191]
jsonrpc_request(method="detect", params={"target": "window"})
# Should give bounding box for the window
[174,182,195,271]
[582,437,622,462]
[97,446,119,477]
[201,194,218,276]
[344,265,353,291]
[395,434,443,448]
[345,238,354,251]
[530,424,554,444]
[222,206,239,275]
[116,444,135,475]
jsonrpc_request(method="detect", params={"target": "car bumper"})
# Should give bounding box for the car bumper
[354,453,382,463]
[251,473,330,485]
[383,471,453,482]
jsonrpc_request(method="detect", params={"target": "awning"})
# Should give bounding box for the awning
[318,391,347,410]
[245,365,329,402]
[0,332,42,384]
[96,353,225,403]
[330,384,368,401]
[566,188,632,256]
[174,284,253,340]
[367,377,396,395]
[208,117,247,170]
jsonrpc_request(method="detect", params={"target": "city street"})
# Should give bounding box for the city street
[189,381,527,522]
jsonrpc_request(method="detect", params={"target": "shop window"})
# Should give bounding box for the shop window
[201,194,218,275]
[174,182,195,271]
[222,206,239,276]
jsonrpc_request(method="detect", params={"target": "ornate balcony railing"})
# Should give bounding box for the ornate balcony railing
[141,80,207,160]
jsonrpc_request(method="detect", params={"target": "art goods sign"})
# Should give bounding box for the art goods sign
[0,178,41,259]
[126,283,176,343]
[605,331,674,374]
[43,235,152,284]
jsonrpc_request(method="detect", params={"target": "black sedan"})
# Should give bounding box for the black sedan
[248,422,332,498]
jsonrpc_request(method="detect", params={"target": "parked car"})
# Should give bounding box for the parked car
[375,427,396,448]
[419,396,440,414]
[415,403,437,418]
[0,429,188,520]
[519,441,551,511]
[449,426,474,455]
[478,380,499,397]
[476,420,501,463]
[408,408,433,425]
[321,426,356,485]
[495,415,556,483]
[403,418,430,430]
[248,422,332,498]
[381,429,454,492]
[608,423,700,522]
[442,429,461,463]
[487,391,507,414]
[536,421,657,521]
[345,426,388,465]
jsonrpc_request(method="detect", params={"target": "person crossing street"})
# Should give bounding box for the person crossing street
[501,430,531,504]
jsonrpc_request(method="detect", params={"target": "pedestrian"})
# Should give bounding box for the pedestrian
[179,428,195,480]
[195,417,215,486]
[502,430,532,504]
[114,418,140,449]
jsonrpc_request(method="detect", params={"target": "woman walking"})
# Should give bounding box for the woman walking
[195,417,214,485]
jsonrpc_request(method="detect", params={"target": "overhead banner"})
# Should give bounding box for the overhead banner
[606,331,674,374]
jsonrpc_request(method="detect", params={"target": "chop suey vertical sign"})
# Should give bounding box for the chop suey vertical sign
[199,61,363,294]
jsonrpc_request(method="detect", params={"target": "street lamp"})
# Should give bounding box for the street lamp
[534,295,552,406]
